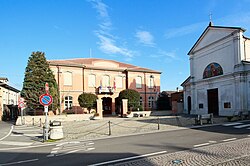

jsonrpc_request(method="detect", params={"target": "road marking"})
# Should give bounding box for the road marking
[23,133,43,137]
[193,143,210,148]
[13,129,42,132]
[222,122,243,126]
[0,141,33,146]
[222,138,237,142]
[208,140,217,143]
[88,151,167,166]
[0,158,38,165]
[234,124,250,128]
[0,125,13,141]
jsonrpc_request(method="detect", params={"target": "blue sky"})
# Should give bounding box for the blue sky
[1,0,250,91]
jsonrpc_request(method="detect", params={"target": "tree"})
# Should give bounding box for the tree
[157,91,171,110]
[78,93,98,113]
[118,89,140,110]
[21,51,59,114]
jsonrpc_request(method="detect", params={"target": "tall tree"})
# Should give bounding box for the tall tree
[21,51,59,113]
[118,89,140,110]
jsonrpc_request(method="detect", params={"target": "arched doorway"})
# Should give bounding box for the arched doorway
[187,96,191,114]
[102,97,112,115]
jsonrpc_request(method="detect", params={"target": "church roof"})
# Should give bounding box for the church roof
[181,76,191,87]
[48,58,161,73]
[188,24,246,55]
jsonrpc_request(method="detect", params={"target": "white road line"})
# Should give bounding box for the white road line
[234,124,250,128]
[0,141,33,146]
[0,125,13,141]
[13,129,41,132]
[208,140,217,143]
[222,138,237,142]
[88,151,167,166]
[193,143,210,148]
[0,158,38,166]
[222,122,243,126]
[86,147,95,151]
[56,149,81,157]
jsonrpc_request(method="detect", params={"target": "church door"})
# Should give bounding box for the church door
[187,96,191,114]
[207,88,219,116]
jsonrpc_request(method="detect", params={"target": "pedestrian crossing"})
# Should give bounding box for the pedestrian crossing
[222,122,250,129]
[47,141,95,157]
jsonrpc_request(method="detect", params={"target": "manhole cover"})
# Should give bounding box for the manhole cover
[172,159,182,164]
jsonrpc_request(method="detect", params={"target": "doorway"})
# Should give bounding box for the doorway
[102,97,112,114]
[187,96,191,114]
[207,88,219,116]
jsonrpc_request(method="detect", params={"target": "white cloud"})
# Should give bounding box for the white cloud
[135,30,155,47]
[164,22,205,39]
[89,0,134,58]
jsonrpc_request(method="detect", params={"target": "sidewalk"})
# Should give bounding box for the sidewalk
[0,121,13,141]
[112,137,250,166]
[61,115,228,141]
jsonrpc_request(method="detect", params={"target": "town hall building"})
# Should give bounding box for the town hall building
[182,22,250,116]
[48,58,161,115]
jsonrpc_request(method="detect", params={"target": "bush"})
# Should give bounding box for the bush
[118,89,140,110]
[78,93,98,113]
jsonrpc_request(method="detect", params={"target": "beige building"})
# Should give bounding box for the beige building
[48,58,161,115]
[0,77,20,121]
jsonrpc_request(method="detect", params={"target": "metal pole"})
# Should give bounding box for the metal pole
[108,121,111,136]
[158,117,160,130]
[44,106,49,141]
[21,107,24,125]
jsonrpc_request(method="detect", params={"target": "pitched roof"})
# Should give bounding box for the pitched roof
[0,81,20,93]
[188,24,246,55]
[48,58,161,73]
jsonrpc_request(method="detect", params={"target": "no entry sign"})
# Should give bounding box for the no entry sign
[39,94,53,106]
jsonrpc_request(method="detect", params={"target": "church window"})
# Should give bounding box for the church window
[136,76,142,88]
[224,102,231,108]
[88,74,96,87]
[203,63,223,79]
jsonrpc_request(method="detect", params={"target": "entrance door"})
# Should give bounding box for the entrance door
[187,96,191,114]
[102,97,112,114]
[207,88,219,116]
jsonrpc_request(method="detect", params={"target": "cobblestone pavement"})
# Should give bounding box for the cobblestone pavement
[112,137,250,166]
[61,115,228,141]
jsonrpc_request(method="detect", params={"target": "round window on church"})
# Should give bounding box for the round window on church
[203,62,223,79]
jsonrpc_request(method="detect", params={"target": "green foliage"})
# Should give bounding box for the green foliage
[118,89,140,109]
[78,93,98,111]
[157,91,171,110]
[21,51,59,113]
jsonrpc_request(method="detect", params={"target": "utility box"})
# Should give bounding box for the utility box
[49,121,63,140]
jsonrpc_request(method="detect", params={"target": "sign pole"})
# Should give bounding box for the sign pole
[44,106,49,141]
[21,107,24,125]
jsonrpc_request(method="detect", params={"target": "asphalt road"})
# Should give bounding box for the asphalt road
[0,120,249,166]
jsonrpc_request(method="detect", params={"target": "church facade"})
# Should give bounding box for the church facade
[182,23,250,116]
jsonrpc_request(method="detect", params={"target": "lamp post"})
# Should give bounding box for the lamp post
[150,75,154,111]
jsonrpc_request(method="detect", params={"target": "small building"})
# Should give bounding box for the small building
[0,77,20,121]
[182,22,250,116]
[48,58,161,115]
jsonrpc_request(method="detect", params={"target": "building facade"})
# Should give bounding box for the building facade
[182,23,250,116]
[0,77,20,121]
[48,58,161,115]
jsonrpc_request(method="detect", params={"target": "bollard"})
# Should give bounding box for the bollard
[108,121,111,136]
[39,118,42,127]
[158,117,160,130]
[32,118,34,126]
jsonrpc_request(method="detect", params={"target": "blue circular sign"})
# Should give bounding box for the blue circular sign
[39,94,53,106]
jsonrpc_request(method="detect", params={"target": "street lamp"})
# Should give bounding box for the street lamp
[150,75,154,110]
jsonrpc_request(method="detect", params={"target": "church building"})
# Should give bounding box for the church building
[181,22,250,116]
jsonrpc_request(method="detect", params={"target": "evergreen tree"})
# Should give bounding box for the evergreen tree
[78,93,98,113]
[118,89,140,110]
[21,51,59,114]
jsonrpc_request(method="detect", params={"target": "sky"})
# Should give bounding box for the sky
[1,0,250,91]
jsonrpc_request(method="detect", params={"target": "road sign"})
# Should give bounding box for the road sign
[39,94,53,106]
[45,82,49,94]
